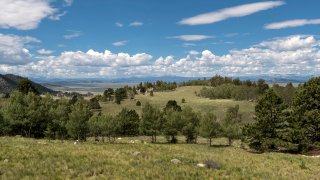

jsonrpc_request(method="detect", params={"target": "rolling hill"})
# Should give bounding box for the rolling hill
[0,74,55,94]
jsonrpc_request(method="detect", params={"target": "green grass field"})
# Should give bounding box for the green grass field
[1,137,319,179]
[100,86,255,123]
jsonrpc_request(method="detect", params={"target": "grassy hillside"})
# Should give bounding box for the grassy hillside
[100,86,255,123]
[0,137,319,179]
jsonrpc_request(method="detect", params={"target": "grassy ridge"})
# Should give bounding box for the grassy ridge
[1,137,319,179]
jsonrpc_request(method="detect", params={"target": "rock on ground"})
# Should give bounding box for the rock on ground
[197,163,206,168]
[170,159,181,164]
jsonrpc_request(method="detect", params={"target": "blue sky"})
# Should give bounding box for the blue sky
[0,0,319,79]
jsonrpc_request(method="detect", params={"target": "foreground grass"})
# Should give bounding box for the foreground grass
[100,86,255,123]
[1,137,320,179]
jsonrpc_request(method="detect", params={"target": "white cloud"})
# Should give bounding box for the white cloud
[64,30,82,40]
[0,0,56,30]
[265,19,320,29]
[115,22,124,27]
[0,34,40,65]
[182,43,196,47]
[155,56,174,66]
[1,34,320,78]
[112,41,128,47]
[188,50,199,55]
[212,41,235,45]
[129,21,144,27]
[49,11,67,21]
[169,35,214,41]
[63,0,73,7]
[258,35,319,51]
[37,49,53,55]
[179,1,284,25]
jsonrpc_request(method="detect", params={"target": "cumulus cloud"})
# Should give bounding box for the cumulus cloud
[37,49,53,55]
[0,0,57,30]
[1,35,320,78]
[0,34,40,65]
[129,21,144,27]
[258,35,319,51]
[169,35,214,41]
[64,30,82,40]
[265,19,320,29]
[113,41,128,47]
[179,1,284,25]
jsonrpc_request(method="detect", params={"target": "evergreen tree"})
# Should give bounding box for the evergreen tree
[88,114,104,141]
[88,97,101,110]
[243,90,286,150]
[164,100,182,112]
[101,114,119,142]
[221,105,242,146]
[181,98,186,103]
[291,77,320,145]
[0,111,10,135]
[67,100,92,141]
[16,79,39,95]
[115,88,127,104]
[140,86,146,95]
[140,103,165,143]
[199,112,222,146]
[3,91,43,137]
[116,108,139,136]
[257,79,269,94]
[48,98,70,140]
[163,110,183,143]
[132,86,138,95]
[181,106,200,144]
[103,88,114,101]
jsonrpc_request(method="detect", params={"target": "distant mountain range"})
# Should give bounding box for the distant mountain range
[0,74,315,94]
[32,74,314,84]
[0,74,55,94]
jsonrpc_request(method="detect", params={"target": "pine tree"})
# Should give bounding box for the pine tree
[291,77,320,145]
[16,79,39,95]
[199,112,222,146]
[116,108,139,136]
[221,105,242,146]
[243,90,286,150]
[67,100,92,141]
[140,103,164,143]
[181,106,200,144]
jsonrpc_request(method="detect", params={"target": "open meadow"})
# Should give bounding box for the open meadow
[100,86,255,123]
[1,136,320,179]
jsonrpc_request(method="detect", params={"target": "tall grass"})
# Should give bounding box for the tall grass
[1,137,319,179]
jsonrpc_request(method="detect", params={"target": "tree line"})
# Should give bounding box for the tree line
[0,88,242,145]
[0,77,319,154]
